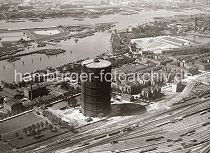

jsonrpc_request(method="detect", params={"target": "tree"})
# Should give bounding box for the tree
[67,97,77,107]
[31,124,36,131]
[36,123,40,129]
[36,129,41,136]
[51,127,57,132]
[57,118,63,126]
[40,122,44,128]
[27,127,32,135]
[68,124,76,132]
[48,124,53,131]
[98,113,104,119]
[31,129,36,136]
[45,120,49,127]
[23,128,27,135]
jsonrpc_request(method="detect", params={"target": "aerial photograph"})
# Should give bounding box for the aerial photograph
[0,0,210,153]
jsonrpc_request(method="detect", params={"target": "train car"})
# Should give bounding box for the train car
[146,136,164,142]
[109,131,121,136]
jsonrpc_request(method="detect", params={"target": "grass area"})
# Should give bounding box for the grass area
[0,112,43,135]
[0,112,44,134]
[0,141,12,153]
[0,111,70,150]
[4,125,68,149]
[26,28,68,41]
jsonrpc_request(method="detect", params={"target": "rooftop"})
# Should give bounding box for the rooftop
[25,83,47,91]
[0,88,19,99]
[4,99,22,106]
[131,36,194,54]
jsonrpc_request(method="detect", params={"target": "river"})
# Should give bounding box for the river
[0,9,209,82]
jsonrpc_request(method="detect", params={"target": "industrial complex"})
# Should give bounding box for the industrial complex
[1,0,210,153]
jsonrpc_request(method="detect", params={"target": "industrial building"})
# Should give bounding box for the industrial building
[141,86,162,100]
[131,36,194,54]
[172,81,184,93]
[24,83,48,100]
[4,99,25,114]
[81,59,112,117]
[180,62,200,75]
[195,60,210,71]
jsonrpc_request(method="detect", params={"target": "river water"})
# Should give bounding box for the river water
[0,9,209,82]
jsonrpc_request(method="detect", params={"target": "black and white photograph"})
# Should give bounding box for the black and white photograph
[0,0,210,153]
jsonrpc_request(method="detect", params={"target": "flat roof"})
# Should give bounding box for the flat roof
[195,61,210,66]
[81,59,111,69]
[25,83,47,91]
[131,36,194,54]
[4,99,22,106]
[0,88,19,99]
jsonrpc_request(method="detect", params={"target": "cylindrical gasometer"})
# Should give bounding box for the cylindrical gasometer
[81,59,112,117]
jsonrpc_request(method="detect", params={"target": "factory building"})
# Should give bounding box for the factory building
[195,60,210,71]
[24,83,47,100]
[172,81,184,93]
[4,99,25,114]
[141,86,162,100]
[81,59,112,117]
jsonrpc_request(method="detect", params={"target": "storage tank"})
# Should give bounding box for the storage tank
[81,59,112,117]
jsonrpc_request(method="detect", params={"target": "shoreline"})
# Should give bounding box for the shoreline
[0,49,66,62]
[0,9,209,82]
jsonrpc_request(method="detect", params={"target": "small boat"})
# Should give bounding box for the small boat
[29,18,43,22]
[73,18,84,21]
[32,19,43,22]
[6,19,25,23]
[89,15,99,19]
[121,12,132,15]
[121,12,138,15]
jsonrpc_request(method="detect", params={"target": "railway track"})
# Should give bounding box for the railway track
[14,97,210,153]
[68,99,210,153]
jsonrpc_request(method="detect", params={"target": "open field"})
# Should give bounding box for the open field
[3,124,68,149]
[0,31,30,42]
[34,30,61,35]
[0,27,68,43]
[0,111,69,150]
[26,28,68,41]
[0,112,44,134]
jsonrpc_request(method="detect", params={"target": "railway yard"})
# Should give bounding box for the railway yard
[1,1,210,152]
[9,71,210,153]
